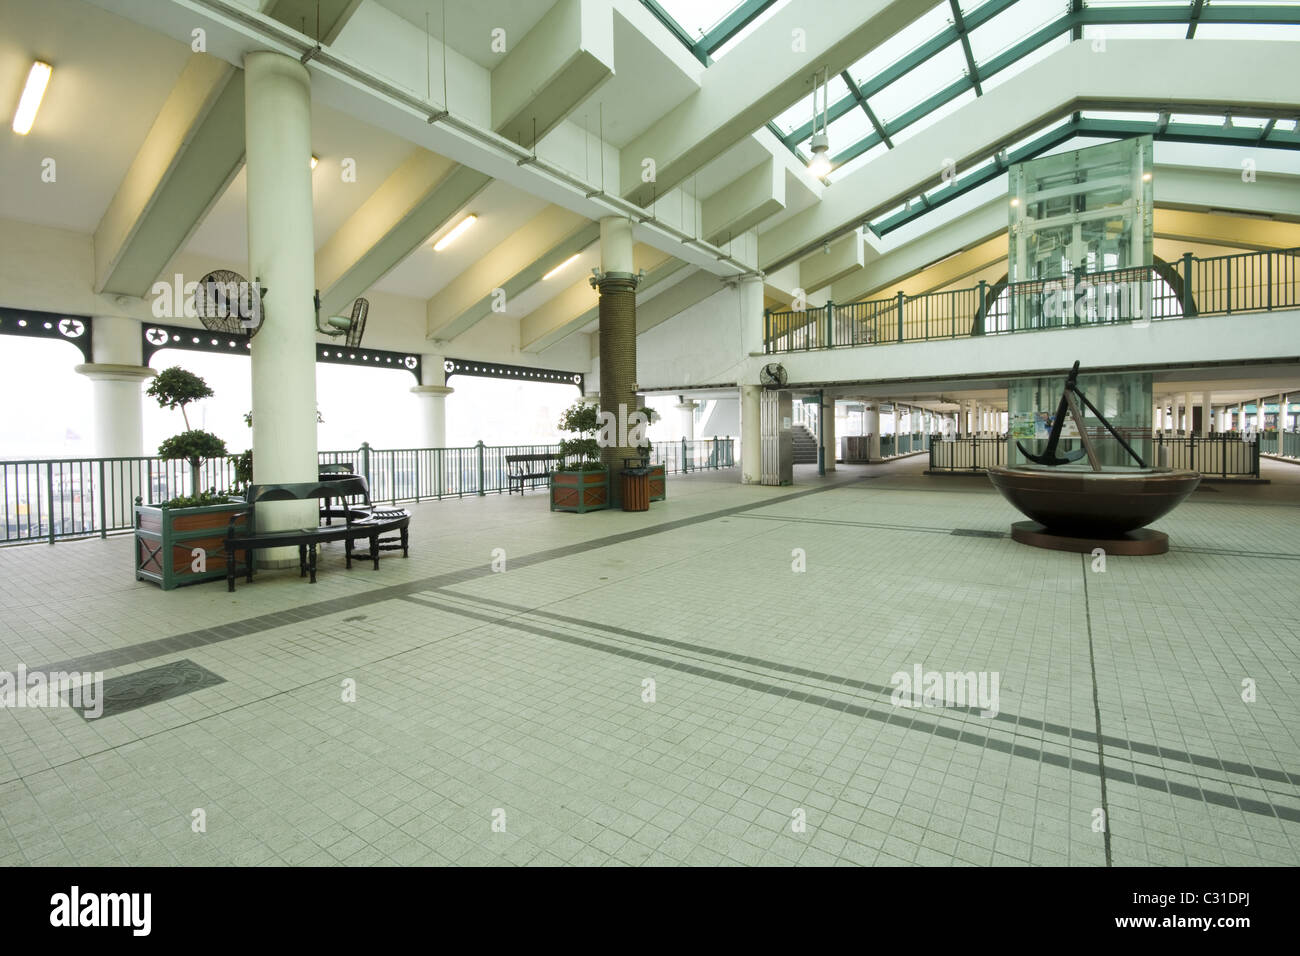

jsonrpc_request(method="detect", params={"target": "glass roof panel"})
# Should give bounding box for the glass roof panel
[889,88,978,147]
[968,0,1066,62]
[979,31,1068,92]
[655,0,755,39]
[1082,23,1192,40]
[846,3,953,89]
[710,0,794,59]
[1194,23,1300,40]
[771,74,850,136]
[865,42,970,125]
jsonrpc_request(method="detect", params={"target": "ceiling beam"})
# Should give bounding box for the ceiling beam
[93,56,244,296]
[701,158,785,245]
[491,0,615,150]
[427,207,600,342]
[315,150,491,317]
[618,0,930,206]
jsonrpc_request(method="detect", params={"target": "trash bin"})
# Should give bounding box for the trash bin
[620,467,650,512]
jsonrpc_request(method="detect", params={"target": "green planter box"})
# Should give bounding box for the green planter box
[135,501,249,590]
[550,468,609,513]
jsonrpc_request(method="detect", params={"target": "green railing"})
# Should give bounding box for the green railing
[926,433,1263,477]
[765,247,1300,353]
[0,437,737,546]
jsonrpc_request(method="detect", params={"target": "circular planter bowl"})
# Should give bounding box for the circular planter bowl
[987,465,1201,537]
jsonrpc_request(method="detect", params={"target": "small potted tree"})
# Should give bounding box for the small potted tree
[550,401,609,513]
[134,366,247,589]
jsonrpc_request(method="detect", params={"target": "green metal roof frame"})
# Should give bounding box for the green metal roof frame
[639,0,787,66]
[757,3,1300,171]
[868,115,1300,238]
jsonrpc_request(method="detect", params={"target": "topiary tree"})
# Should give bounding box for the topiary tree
[557,401,603,471]
[147,366,228,499]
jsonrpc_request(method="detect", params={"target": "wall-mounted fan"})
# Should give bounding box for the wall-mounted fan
[192,270,267,336]
[759,363,788,389]
[314,292,368,348]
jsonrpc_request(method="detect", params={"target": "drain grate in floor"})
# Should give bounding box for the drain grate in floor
[74,658,225,720]
[950,528,1006,538]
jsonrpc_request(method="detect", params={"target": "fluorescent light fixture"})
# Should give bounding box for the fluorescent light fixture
[433,214,477,251]
[12,61,52,135]
[542,254,580,280]
[310,155,319,169]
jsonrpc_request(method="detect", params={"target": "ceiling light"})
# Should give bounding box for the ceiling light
[808,130,831,177]
[310,155,319,170]
[433,214,477,251]
[12,61,52,135]
[543,254,580,280]
[1010,197,1020,207]
[1142,171,1152,182]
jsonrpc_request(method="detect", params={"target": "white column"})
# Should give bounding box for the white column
[821,394,836,472]
[1201,392,1211,438]
[75,315,153,457]
[865,403,880,460]
[740,385,761,484]
[1182,391,1192,434]
[411,353,452,447]
[676,400,698,441]
[1281,393,1289,435]
[739,276,765,359]
[245,52,319,555]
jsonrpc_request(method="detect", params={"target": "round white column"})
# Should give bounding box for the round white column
[75,315,153,458]
[740,385,761,484]
[411,386,453,447]
[245,52,319,555]
[864,404,880,460]
[676,400,698,441]
[821,394,836,472]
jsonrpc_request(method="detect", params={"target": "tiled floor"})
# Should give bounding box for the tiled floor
[1,456,1298,866]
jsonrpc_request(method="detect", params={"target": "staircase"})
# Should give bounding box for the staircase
[791,424,819,464]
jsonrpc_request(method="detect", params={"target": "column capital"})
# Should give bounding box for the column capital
[75,363,156,383]
[589,271,641,294]
[410,385,454,397]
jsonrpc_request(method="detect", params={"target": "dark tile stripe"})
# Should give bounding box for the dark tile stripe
[401,594,1300,825]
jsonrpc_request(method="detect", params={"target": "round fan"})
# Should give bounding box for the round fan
[759,363,788,389]
[192,270,266,337]
[316,295,368,348]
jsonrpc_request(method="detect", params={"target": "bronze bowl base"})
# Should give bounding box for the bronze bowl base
[1010,520,1169,555]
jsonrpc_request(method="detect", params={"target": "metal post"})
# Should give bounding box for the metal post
[763,308,771,354]
[976,280,987,336]
[98,459,107,538]
[896,291,905,343]
[476,440,485,496]
[681,436,688,473]
[825,300,835,348]
[1267,251,1273,311]
[360,442,371,486]
[46,461,55,545]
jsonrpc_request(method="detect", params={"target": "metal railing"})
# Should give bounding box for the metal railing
[765,247,1300,353]
[879,432,931,458]
[928,435,1007,472]
[0,437,737,546]
[925,432,1262,477]
[1259,432,1300,460]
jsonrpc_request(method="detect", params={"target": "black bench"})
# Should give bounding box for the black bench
[223,477,409,592]
[506,452,560,494]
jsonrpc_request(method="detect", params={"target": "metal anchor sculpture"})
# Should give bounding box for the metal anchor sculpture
[1017,360,1146,470]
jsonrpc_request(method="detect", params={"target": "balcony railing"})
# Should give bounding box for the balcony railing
[926,432,1264,478]
[0,437,737,546]
[765,247,1300,353]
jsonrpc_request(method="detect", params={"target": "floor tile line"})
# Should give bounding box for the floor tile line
[1080,552,1113,867]
[400,594,1300,826]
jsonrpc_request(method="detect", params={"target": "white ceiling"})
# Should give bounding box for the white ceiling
[185,99,420,262]
[0,0,192,232]
[372,178,550,299]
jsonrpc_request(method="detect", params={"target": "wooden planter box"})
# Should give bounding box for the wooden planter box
[647,463,666,502]
[135,501,249,590]
[550,468,609,513]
